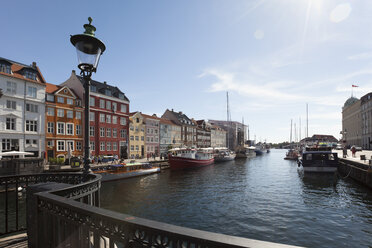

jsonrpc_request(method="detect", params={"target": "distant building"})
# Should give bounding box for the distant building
[210,124,226,148]
[0,58,46,158]
[128,112,145,159]
[361,93,372,149]
[142,114,160,157]
[208,120,246,150]
[61,71,130,158]
[162,109,196,147]
[45,83,83,160]
[342,96,362,147]
[195,120,211,148]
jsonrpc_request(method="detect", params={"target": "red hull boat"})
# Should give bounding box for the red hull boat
[168,148,214,170]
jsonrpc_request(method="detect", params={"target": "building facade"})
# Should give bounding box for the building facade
[159,118,182,155]
[61,71,130,158]
[361,93,372,150]
[342,96,362,147]
[195,120,211,148]
[129,112,145,159]
[208,120,246,150]
[0,58,46,158]
[162,109,196,147]
[210,124,226,148]
[45,83,83,160]
[142,114,160,157]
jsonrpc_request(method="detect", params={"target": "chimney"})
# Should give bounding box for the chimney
[179,111,182,115]
[171,109,174,112]
[32,62,37,68]
[72,70,76,75]
[104,81,107,85]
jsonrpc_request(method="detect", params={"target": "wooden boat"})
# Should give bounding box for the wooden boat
[92,162,160,182]
[284,149,299,160]
[213,147,236,162]
[297,147,338,173]
[168,148,214,170]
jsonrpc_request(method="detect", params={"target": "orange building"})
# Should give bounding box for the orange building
[45,83,84,160]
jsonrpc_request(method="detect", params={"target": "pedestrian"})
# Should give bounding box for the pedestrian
[351,146,356,158]
[98,156,102,164]
[342,146,347,158]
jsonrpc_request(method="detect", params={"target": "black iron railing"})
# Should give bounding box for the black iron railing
[1,172,300,248]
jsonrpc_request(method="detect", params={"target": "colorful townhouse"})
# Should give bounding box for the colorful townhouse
[210,124,227,148]
[0,57,46,158]
[128,112,146,159]
[61,71,130,158]
[45,83,84,160]
[142,114,160,157]
[162,109,196,147]
[159,118,182,156]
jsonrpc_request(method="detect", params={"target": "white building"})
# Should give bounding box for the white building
[0,58,46,157]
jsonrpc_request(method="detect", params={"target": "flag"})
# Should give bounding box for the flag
[352,85,359,87]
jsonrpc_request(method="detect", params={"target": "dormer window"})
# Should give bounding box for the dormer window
[105,89,112,96]
[0,63,11,74]
[90,85,96,92]
[118,93,124,100]
[24,70,37,80]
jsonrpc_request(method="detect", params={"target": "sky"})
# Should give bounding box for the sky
[2,0,372,143]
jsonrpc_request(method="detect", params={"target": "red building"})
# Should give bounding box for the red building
[61,71,130,158]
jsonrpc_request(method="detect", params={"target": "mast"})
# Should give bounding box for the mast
[294,123,297,142]
[299,117,301,142]
[226,92,230,149]
[306,103,309,138]
[290,119,293,143]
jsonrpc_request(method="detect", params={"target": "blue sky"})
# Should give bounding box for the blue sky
[2,0,372,143]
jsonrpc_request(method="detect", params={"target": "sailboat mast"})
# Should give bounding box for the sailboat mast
[290,119,293,143]
[226,92,230,149]
[306,103,309,138]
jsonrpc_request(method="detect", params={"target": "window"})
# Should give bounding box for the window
[76,112,81,119]
[26,103,38,113]
[57,140,65,151]
[136,145,139,151]
[141,136,144,141]
[7,82,16,94]
[89,112,95,121]
[106,128,111,137]
[106,101,111,110]
[100,127,105,137]
[130,136,134,141]
[57,122,65,134]
[67,98,73,105]
[76,141,82,151]
[130,125,134,131]
[0,64,11,74]
[113,128,117,138]
[113,142,117,151]
[57,109,64,117]
[66,123,74,135]
[112,116,117,124]
[6,100,16,110]
[26,120,37,132]
[76,125,82,135]
[90,85,96,92]
[100,142,105,151]
[24,70,37,80]
[112,102,117,111]
[67,110,73,118]
[100,114,105,123]
[135,136,139,141]
[100,99,105,108]
[131,145,134,151]
[107,142,111,151]
[120,129,127,138]
[90,141,95,151]
[76,100,81,107]
[121,104,127,113]
[105,89,112,96]
[66,141,74,151]
[120,117,126,125]
[106,115,111,123]
[47,122,54,134]
[89,97,95,106]
[27,87,37,98]
[47,107,54,116]
[46,94,54,102]
[136,118,140,123]
[47,140,54,147]
[6,118,16,130]
[57,96,64,103]
[89,126,95,136]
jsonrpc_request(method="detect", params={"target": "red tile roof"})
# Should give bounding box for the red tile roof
[45,82,61,94]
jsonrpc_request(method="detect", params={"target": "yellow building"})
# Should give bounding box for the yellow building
[129,112,146,159]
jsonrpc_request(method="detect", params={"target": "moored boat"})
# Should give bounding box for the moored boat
[213,147,236,162]
[284,149,299,160]
[92,162,160,182]
[235,146,256,159]
[297,147,338,173]
[168,148,214,170]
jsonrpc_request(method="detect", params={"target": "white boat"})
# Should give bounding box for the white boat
[213,147,236,162]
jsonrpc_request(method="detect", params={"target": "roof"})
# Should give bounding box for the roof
[163,109,194,126]
[76,76,129,102]
[141,113,161,121]
[160,118,178,126]
[0,57,47,86]
[343,96,359,108]
[45,82,61,94]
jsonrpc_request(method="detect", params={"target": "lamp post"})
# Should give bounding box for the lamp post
[71,17,106,179]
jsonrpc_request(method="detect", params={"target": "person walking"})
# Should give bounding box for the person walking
[342,146,347,158]
[351,146,356,158]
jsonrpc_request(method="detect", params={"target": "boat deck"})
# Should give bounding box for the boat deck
[0,233,27,248]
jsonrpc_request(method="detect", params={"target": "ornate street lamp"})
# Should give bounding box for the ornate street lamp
[71,17,106,179]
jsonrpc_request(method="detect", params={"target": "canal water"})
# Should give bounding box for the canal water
[100,149,372,248]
